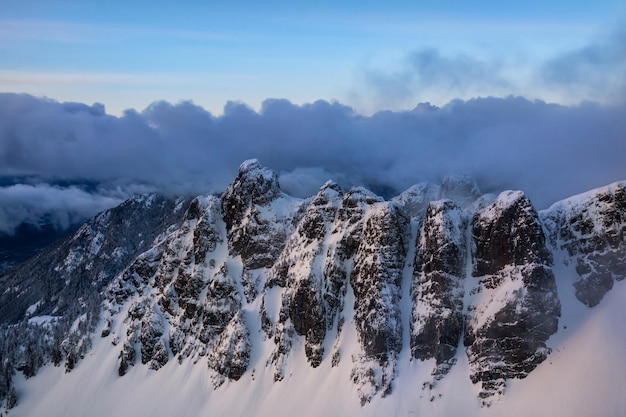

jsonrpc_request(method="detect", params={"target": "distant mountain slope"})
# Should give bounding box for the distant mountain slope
[1,160,624,415]
[0,193,191,325]
[0,225,73,274]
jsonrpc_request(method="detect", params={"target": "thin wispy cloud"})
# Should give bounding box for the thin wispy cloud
[356,21,626,110]
[540,24,626,103]
[0,20,98,43]
[363,49,510,109]
[0,72,162,86]
[0,71,258,86]
[0,19,246,44]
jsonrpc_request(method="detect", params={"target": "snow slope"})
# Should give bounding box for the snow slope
[10,264,626,417]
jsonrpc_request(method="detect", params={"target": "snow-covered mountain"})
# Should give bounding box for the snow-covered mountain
[1,159,625,416]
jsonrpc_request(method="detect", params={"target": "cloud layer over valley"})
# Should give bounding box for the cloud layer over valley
[1,92,624,234]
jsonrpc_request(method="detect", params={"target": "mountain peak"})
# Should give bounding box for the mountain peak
[227,159,281,205]
[221,159,281,233]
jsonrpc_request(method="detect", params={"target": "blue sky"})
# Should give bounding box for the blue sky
[0,1,625,235]
[1,0,625,115]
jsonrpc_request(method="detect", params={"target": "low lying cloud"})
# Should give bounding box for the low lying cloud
[0,92,625,235]
[0,184,123,235]
[278,167,351,199]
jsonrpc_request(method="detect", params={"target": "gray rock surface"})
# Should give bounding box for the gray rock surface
[541,181,626,306]
[411,200,467,380]
[465,191,560,403]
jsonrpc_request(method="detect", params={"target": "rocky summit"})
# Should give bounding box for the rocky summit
[0,159,625,410]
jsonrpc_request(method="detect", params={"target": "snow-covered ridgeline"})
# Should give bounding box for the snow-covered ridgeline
[1,161,625,415]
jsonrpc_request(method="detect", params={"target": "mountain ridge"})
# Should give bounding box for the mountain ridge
[1,159,624,414]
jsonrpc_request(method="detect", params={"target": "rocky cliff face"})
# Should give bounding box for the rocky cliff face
[1,161,624,409]
[541,181,626,306]
[106,195,251,386]
[465,191,560,403]
[411,200,467,381]
[264,181,343,377]
[221,159,302,270]
[349,201,408,403]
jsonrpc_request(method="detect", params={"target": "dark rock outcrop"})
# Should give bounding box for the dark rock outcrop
[220,159,294,269]
[541,181,626,306]
[351,203,407,360]
[465,191,560,403]
[208,311,251,387]
[106,196,251,383]
[350,202,408,403]
[411,200,467,380]
[270,181,343,368]
[201,263,243,345]
[473,191,553,278]
[325,187,384,328]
